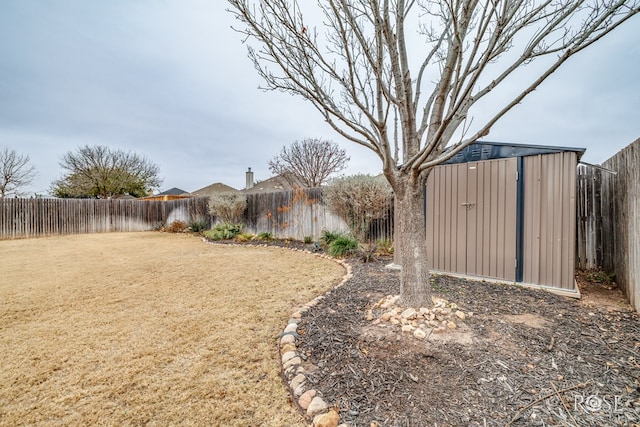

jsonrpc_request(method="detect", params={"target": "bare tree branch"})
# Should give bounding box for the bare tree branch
[0,147,36,198]
[227,0,639,305]
[268,138,350,187]
[52,145,162,199]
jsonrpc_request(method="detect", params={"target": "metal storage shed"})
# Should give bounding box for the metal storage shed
[425,141,585,296]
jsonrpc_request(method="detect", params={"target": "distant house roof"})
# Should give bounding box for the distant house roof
[158,187,189,196]
[242,173,304,194]
[190,182,238,198]
[444,141,586,165]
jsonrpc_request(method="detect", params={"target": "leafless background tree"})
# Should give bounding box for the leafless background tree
[0,147,37,198]
[228,0,640,305]
[51,145,162,199]
[268,138,349,187]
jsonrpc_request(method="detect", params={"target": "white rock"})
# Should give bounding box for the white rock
[401,308,417,319]
[290,373,306,391]
[280,334,295,345]
[306,396,329,417]
[298,389,316,410]
[401,324,414,333]
[283,357,302,370]
[413,328,427,339]
[281,343,297,354]
[282,351,297,364]
[284,323,298,333]
[455,311,466,320]
[293,383,306,398]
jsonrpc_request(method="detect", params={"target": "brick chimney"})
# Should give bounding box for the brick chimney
[245,167,254,190]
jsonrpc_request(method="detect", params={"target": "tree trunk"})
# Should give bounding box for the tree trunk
[395,177,433,307]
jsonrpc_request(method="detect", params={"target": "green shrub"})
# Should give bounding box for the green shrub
[328,235,359,257]
[166,220,188,233]
[203,222,244,240]
[303,235,313,244]
[188,219,208,233]
[256,232,273,240]
[320,230,343,246]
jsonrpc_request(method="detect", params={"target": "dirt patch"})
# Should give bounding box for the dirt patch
[0,232,345,426]
[503,313,549,329]
[577,269,632,312]
[297,258,640,426]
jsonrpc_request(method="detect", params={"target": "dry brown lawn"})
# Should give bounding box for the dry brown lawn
[0,232,345,426]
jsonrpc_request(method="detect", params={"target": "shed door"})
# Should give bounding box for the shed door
[426,158,518,281]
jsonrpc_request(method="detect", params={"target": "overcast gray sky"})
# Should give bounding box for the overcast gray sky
[1,1,638,196]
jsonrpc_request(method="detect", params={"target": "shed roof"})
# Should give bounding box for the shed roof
[444,141,585,165]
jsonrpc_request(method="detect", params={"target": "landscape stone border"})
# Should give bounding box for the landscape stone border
[276,249,353,427]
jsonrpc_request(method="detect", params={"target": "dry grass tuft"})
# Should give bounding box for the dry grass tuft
[0,232,344,426]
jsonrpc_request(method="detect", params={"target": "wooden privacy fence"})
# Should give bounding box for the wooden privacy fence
[242,187,394,242]
[576,165,614,271]
[0,197,210,239]
[576,138,640,310]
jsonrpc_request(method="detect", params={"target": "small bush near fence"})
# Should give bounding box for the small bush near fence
[327,234,359,257]
[203,222,244,241]
[165,221,189,233]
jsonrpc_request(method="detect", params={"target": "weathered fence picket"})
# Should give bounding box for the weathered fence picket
[0,197,210,239]
[242,187,394,242]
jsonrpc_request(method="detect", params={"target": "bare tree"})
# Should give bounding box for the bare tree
[0,147,36,198]
[52,145,162,199]
[269,138,349,187]
[228,0,640,306]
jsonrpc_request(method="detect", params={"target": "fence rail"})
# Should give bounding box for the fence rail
[0,197,210,239]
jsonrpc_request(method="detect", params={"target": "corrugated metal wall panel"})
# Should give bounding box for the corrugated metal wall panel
[426,158,517,281]
[523,152,577,290]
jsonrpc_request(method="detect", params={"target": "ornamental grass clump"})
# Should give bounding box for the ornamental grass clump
[328,234,359,257]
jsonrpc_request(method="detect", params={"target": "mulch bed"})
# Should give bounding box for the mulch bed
[294,257,640,427]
